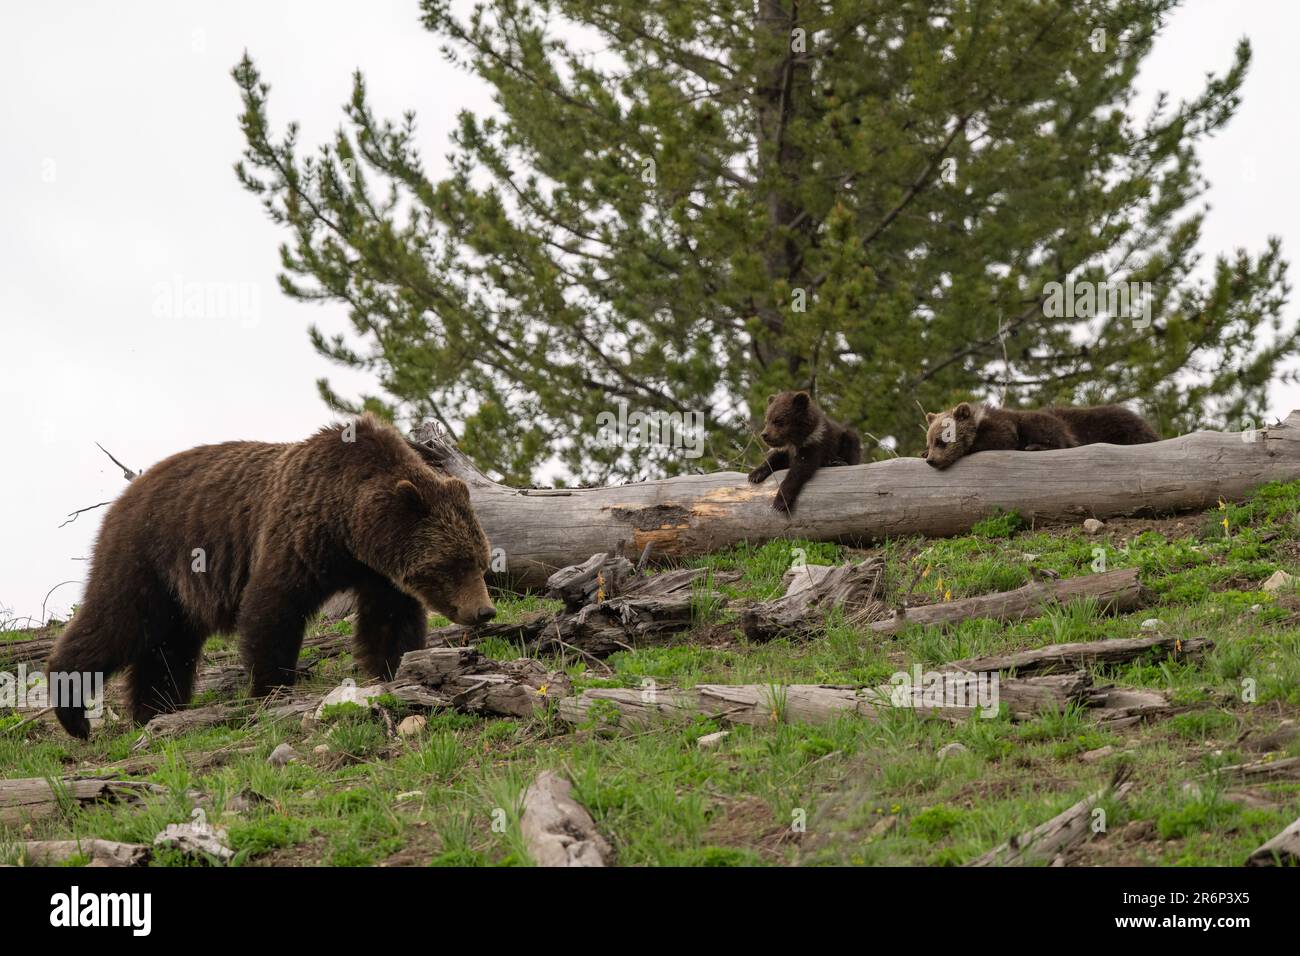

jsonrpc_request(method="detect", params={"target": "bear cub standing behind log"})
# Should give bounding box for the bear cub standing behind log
[748,390,862,512]
[923,401,1158,469]
[46,415,496,738]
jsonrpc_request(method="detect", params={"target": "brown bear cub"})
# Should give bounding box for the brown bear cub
[46,415,496,739]
[748,390,862,513]
[923,402,1158,470]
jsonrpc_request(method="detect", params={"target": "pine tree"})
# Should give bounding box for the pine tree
[234,0,1295,484]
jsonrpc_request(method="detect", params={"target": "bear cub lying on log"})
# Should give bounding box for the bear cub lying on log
[46,415,496,738]
[923,401,1159,470]
[749,390,862,513]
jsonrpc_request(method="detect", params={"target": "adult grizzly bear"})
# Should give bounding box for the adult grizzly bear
[46,415,496,738]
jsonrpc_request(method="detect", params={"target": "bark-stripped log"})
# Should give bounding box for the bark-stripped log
[520,771,612,867]
[968,775,1133,867]
[869,568,1143,636]
[409,413,1300,589]
[941,634,1211,676]
[1246,815,1300,866]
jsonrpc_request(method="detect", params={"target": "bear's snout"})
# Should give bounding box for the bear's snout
[474,605,497,624]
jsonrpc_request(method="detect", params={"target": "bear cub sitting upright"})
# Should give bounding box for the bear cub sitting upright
[748,390,862,513]
[923,401,1159,470]
[46,414,496,738]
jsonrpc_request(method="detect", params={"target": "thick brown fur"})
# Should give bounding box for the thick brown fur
[748,391,862,513]
[923,402,1159,470]
[46,415,495,738]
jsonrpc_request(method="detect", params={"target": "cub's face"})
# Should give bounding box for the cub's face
[923,403,979,470]
[761,391,816,448]
[370,475,497,626]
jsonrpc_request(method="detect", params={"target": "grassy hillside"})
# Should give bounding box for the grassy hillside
[5,482,1300,866]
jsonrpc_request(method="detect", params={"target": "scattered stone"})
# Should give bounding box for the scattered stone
[937,742,970,761]
[266,743,298,767]
[1250,604,1263,613]
[1021,553,1041,562]
[1121,819,1156,843]
[397,715,428,738]
[312,744,330,755]
[867,815,898,838]
[1082,518,1105,535]
[314,680,385,719]
[698,730,730,750]
[396,791,423,803]
[1262,570,1295,593]
[1139,618,1161,632]
[1080,745,1116,763]
[225,789,269,814]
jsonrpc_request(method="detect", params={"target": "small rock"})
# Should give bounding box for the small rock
[1262,570,1295,593]
[1180,780,1202,799]
[1121,820,1156,843]
[937,742,970,761]
[396,791,423,803]
[312,744,330,755]
[867,815,898,838]
[266,743,299,768]
[1140,618,1162,632]
[1021,553,1041,562]
[1250,604,1263,613]
[1080,745,1115,763]
[397,715,428,738]
[1082,518,1105,535]
[698,730,730,750]
[314,680,385,719]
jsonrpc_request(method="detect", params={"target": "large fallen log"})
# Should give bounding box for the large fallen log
[558,672,1090,729]
[940,633,1211,676]
[409,413,1300,589]
[869,568,1143,637]
[0,778,165,827]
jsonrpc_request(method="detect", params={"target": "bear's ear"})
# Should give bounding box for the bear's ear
[442,477,472,507]
[791,391,810,409]
[926,412,938,424]
[954,402,972,420]
[767,393,777,406]
[394,479,426,511]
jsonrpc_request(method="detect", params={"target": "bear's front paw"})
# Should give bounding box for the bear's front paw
[772,493,793,514]
[748,467,769,484]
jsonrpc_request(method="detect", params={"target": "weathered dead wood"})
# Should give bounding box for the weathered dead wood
[968,775,1134,867]
[17,839,150,867]
[430,590,722,659]
[870,568,1143,637]
[410,413,1300,588]
[942,634,1211,676]
[1204,755,1300,783]
[546,553,637,612]
[138,697,315,741]
[388,646,570,718]
[739,561,885,641]
[520,771,612,867]
[0,778,164,827]
[558,672,1090,729]
[1086,686,1172,726]
[1246,815,1300,866]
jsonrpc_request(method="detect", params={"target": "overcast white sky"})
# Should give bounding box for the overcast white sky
[2,0,1298,624]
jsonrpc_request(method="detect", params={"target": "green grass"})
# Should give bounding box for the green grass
[6,481,1300,866]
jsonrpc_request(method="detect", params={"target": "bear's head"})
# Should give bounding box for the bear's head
[923,402,982,469]
[760,390,822,449]
[357,471,497,626]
